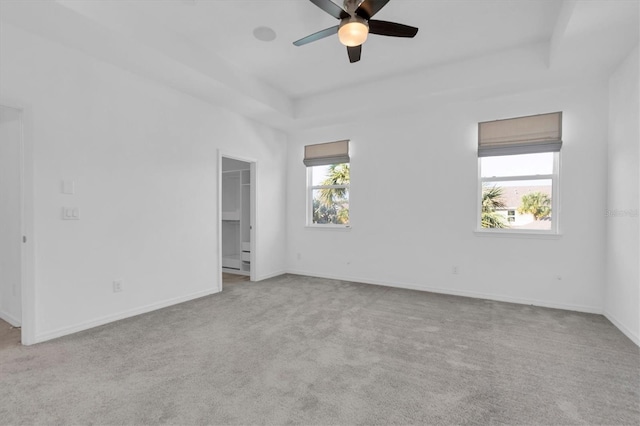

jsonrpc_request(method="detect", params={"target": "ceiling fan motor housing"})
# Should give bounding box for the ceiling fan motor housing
[344,0,365,13]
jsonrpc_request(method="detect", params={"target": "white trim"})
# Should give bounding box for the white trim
[305,225,352,231]
[285,269,603,315]
[311,185,349,189]
[476,157,483,230]
[554,149,562,233]
[604,311,640,347]
[0,101,35,345]
[307,167,311,224]
[217,153,223,292]
[34,288,219,344]
[0,309,21,327]
[256,270,286,281]
[480,174,553,183]
[474,230,562,240]
[221,169,249,174]
[250,161,257,281]
[0,104,23,330]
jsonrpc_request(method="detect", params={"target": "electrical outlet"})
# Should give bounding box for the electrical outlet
[452,266,459,275]
[113,280,123,293]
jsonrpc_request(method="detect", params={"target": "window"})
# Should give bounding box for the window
[477,112,561,234]
[304,140,350,227]
[308,164,350,225]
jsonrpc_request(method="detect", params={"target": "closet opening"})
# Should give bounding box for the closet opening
[219,155,256,290]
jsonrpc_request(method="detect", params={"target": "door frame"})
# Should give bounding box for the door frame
[1,100,35,345]
[217,151,257,291]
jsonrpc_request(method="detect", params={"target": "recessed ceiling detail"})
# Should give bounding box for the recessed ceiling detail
[4,0,637,130]
[253,26,277,42]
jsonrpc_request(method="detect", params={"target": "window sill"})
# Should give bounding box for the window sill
[305,225,352,231]
[474,230,562,240]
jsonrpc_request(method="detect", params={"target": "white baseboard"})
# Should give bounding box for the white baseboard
[285,269,603,315]
[604,311,640,347]
[0,309,21,327]
[256,270,286,281]
[34,287,220,344]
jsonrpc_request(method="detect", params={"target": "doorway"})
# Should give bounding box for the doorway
[0,105,23,343]
[219,154,256,290]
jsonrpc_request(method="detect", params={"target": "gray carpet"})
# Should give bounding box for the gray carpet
[1,274,638,425]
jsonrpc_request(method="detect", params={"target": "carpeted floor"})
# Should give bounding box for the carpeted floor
[1,274,638,425]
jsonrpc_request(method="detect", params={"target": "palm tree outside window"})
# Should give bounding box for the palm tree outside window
[308,163,350,226]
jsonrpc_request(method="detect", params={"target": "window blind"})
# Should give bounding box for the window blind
[303,140,350,166]
[478,112,562,157]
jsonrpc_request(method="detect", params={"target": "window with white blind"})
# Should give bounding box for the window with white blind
[304,140,350,227]
[478,112,561,234]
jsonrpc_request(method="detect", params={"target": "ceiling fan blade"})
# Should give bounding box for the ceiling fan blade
[347,45,362,63]
[355,0,390,19]
[309,0,348,19]
[293,25,339,46]
[368,20,419,38]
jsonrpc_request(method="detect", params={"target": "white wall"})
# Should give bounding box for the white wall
[1,10,632,345]
[0,23,287,343]
[0,106,22,326]
[286,83,609,313]
[605,44,640,345]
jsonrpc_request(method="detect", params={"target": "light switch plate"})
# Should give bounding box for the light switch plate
[62,180,75,195]
[62,207,80,220]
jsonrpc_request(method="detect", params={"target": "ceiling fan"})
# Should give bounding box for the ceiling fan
[293,0,418,63]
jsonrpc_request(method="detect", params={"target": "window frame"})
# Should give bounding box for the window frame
[476,151,560,235]
[306,163,351,229]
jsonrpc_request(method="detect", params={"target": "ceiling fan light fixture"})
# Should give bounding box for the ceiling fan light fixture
[338,16,369,47]
[293,0,419,63]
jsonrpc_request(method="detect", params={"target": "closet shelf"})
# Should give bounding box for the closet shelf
[222,255,241,270]
[222,211,240,221]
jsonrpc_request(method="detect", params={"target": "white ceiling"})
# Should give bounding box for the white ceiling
[53,0,564,99]
[1,0,638,130]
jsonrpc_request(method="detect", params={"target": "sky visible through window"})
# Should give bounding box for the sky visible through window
[481,152,553,182]
[311,165,332,186]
